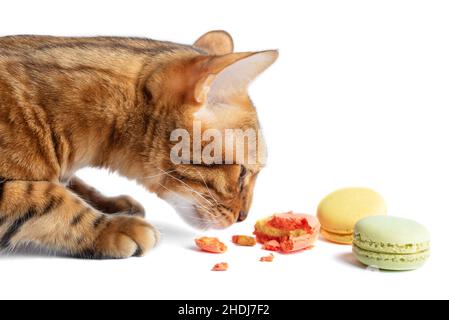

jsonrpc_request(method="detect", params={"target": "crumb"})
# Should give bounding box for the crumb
[195,237,227,253]
[260,253,275,262]
[212,262,228,271]
[232,235,256,247]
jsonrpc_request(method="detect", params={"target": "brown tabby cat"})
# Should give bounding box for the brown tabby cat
[0,31,278,258]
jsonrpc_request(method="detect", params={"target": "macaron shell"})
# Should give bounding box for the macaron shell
[317,188,387,236]
[320,228,353,245]
[353,233,430,254]
[354,216,430,251]
[353,245,429,271]
[353,216,431,271]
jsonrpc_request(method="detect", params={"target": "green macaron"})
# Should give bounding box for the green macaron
[353,216,430,271]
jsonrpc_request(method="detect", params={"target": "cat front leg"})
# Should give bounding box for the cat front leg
[67,176,145,217]
[0,180,158,259]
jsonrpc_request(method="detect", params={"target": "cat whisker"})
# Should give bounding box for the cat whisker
[190,167,220,207]
[156,167,215,207]
[156,176,226,230]
[156,182,216,227]
[180,186,217,209]
[140,169,178,181]
[182,188,225,219]
[142,167,219,209]
[166,186,213,214]
[175,167,223,210]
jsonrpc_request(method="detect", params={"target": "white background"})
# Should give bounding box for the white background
[1,0,448,300]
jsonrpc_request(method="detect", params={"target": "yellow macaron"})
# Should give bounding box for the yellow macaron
[317,187,387,244]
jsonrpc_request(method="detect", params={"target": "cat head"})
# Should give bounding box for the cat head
[139,31,278,229]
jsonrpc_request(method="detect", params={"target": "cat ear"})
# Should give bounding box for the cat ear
[194,30,234,55]
[194,50,279,104]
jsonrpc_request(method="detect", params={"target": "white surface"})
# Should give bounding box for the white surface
[1,0,449,300]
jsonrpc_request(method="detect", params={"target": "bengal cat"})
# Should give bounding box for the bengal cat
[0,31,278,258]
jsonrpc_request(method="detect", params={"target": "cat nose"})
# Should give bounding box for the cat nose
[237,210,248,222]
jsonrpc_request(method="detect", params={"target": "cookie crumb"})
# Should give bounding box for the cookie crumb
[260,253,275,262]
[232,235,256,246]
[212,262,228,271]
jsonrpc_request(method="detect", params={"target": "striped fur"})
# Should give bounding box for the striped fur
[0,179,157,258]
[0,31,277,258]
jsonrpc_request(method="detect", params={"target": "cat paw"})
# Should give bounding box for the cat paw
[93,216,159,259]
[109,195,146,217]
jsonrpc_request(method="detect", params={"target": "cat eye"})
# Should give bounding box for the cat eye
[239,166,247,180]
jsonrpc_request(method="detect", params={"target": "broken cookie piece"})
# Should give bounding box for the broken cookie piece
[195,237,227,253]
[260,253,275,262]
[212,262,228,271]
[232,235,256,247]
[254,212,320,253]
